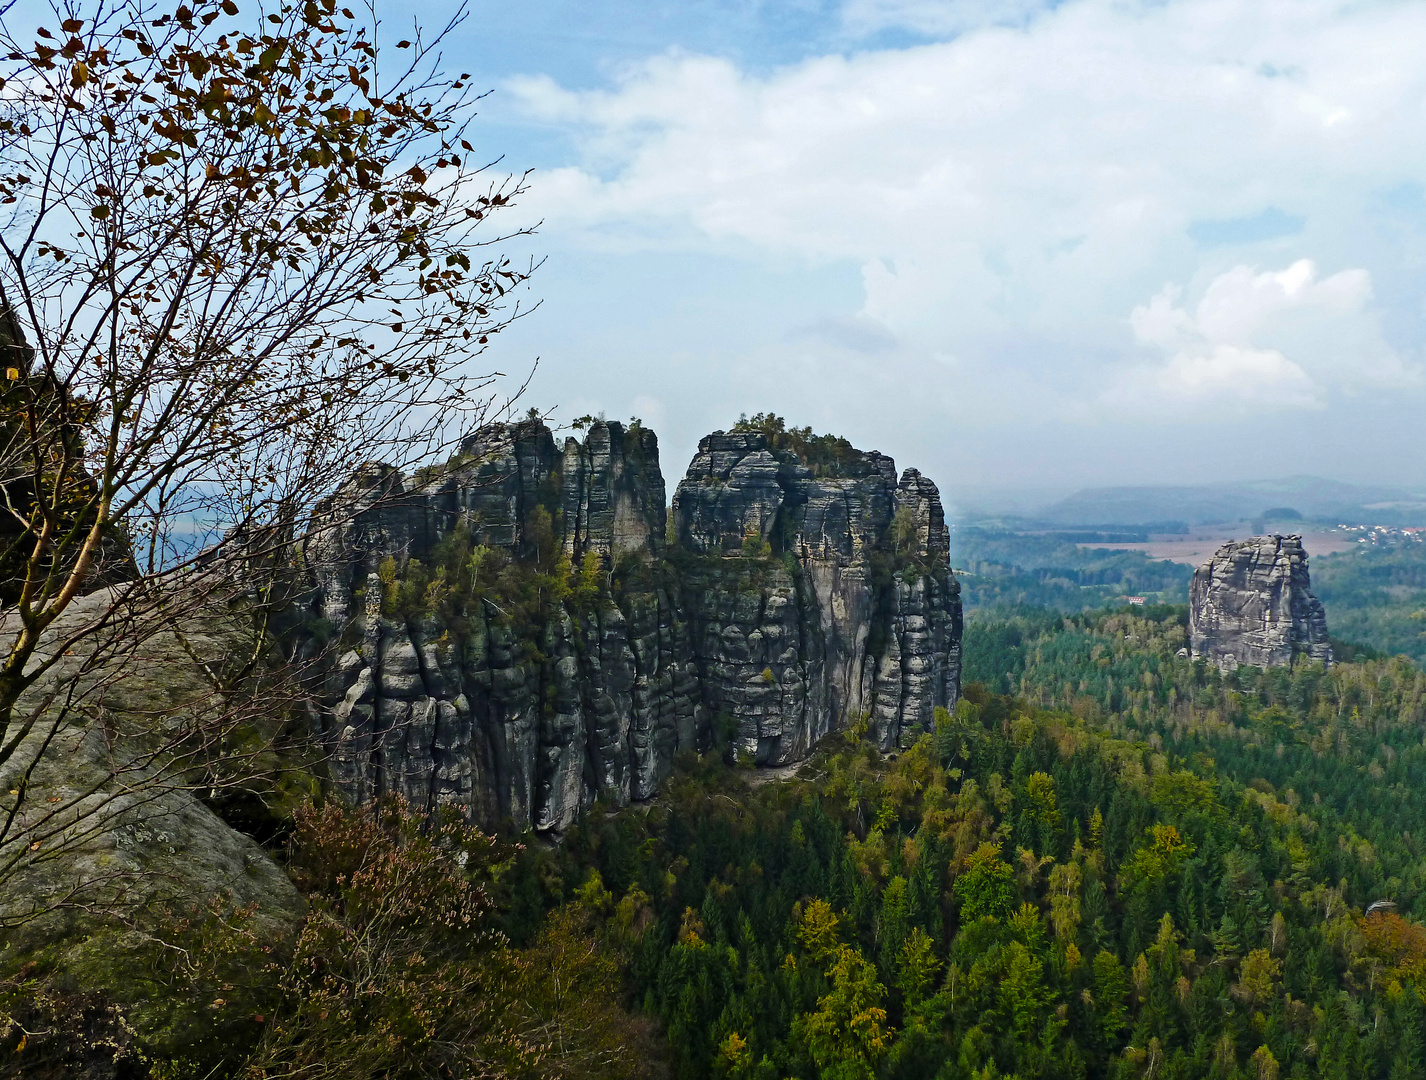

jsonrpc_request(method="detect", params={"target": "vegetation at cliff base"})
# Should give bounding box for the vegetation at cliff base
[1312,540,1426,665]
[2,796,665,1079]
[496,645,1426,1080]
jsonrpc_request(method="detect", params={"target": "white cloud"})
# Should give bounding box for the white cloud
[1191,260,1369,346]
[1110,259,1418,413]
[1107,343,1322,413]
[509,1,1426,324]
[500,0,1426,455]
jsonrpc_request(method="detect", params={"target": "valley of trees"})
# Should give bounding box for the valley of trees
[16,606,1426,1078]
[1313,541,1426,666]
[493,610,1426,1080]
[3,0,1426,1075]
[950,527,1193,612]
[963,605,1426,920]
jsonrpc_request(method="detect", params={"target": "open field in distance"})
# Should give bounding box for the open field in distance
[1078,523,1361,565]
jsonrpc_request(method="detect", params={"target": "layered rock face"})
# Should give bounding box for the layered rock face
[1189,534,1332,671]
[296,420,961,832]
[673,431,961,759]
[299,419,694,834]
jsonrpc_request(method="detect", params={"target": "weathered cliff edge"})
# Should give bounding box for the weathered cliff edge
[1189,534,1331,671]
[672,431,961,760]
[295,420,961,833]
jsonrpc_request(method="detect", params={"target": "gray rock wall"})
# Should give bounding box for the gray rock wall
[671,431,961,758]
[1189,534,1332,671]
[297,420,961,833]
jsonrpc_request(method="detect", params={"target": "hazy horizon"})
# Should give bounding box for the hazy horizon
[6,0,1419,492]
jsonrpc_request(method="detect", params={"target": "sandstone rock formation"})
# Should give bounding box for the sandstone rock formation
[0,308,135,601]
[1189,534,1332,671]
[672,430,961,761]
[0,588,305,1009]
[296,419,961,833]
[298,418,691,835]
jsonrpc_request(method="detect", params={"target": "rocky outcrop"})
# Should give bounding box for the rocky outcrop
[672,432,961,759]
[298,419,694,834]
[296,419,962,833]
[0,308,135,601]
[1189,534,1332,671]
[0,588,306,1027]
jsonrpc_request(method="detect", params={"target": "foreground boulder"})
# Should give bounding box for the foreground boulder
[1189,534,1332,671]
[0,589,306,1068]
[295,419,962,833]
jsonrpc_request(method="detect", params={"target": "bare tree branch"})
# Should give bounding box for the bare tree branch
[0,0,537,928]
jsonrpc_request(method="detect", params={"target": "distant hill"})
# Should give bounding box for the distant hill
[1037,475,1426,527]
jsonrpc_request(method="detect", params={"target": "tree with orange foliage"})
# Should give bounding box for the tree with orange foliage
[1360,910,1426,986]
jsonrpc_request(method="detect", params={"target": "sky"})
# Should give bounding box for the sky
[431,0,1426,508]
[48,0,1426,507]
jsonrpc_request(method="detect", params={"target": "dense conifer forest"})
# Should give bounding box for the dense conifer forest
[479,605,1426,1080]
[15,606,1426,1078]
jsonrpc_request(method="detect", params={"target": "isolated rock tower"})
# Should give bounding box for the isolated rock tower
[1189,534,1331,671]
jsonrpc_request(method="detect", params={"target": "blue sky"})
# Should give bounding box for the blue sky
[432,0,1426,507]
[30,0,1426,508]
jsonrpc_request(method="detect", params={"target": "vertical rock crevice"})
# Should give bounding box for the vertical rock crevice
[297,419,961,833]
[1189,534,1332,671]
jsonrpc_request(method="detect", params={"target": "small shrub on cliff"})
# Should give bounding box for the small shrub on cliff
[730,413,869,478]
[376,514,607,632]
[741,531,772,560]
[889,504,919,557]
